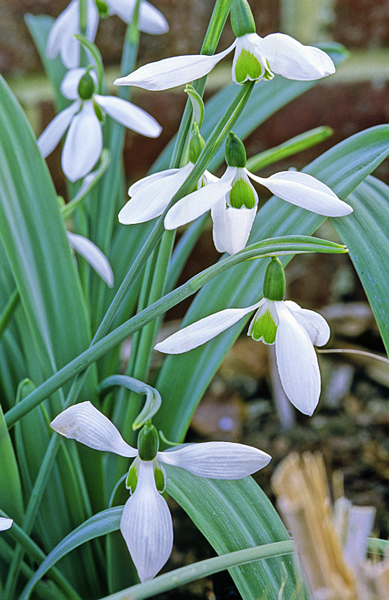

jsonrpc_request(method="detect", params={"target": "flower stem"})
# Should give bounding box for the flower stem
[4,235,344,428]
[92,80,254,346]
[170,0,233,168]
[98,541,294,600]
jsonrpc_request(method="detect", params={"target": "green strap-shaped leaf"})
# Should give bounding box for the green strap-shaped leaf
[165,468,306,600]
[0,404,24,522]
[99,541,294,600]
[19,508,122,600]
[332,175,389,353]
[154,124,389,442]
[0,76,96,398]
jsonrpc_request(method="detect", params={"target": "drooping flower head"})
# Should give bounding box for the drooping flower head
[114,0,334,91]
[163,132,352,255]
[118,124,231,225]
[38,68,161,182]
[47,0,168,69]
[155,257,331,415]
[51,402,271,581]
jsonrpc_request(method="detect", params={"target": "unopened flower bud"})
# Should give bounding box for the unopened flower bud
[263,257,286,301]
[189,123,206,163]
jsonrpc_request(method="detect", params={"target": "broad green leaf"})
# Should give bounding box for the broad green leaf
[5,236,347,428]
[0,514,84,600]
[0,538,74,600]
[99,541,294,600]
[0,404,24,522]
[0,76,96,399]
[165,469,306,600]
[19,508,122,600]
[154,124,389,442]
[0,75,100,596]
[332,175,389,353]
[14,382,93,593]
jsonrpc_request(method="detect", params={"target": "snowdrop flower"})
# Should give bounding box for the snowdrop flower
[38,68,161,182]
[51,402,270,581]
[46,0,99,69]
[47,0,168,69]
[118,162,231,224]
[0,518,13,531]
[67,232,114,287]
[114,32,335,91]
[118,126,230,224]
[155,258,330,416]
[165,132,352,255]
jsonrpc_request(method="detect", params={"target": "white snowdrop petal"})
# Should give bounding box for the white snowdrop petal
[284,301,330,346]
[259,33,335,81]
[119,164,193,224]
[95,95,161,137]
[60,68,87,100]
[275,304,321,415]
[46,0,77,60]
[129,167,184,196]
[0,518,13,531]
[138,0,169,34]
[154,303,262,354]
[62,101,102,181]
[211,201,256,255]
[159,442,271,478]
[164,182,231,229]
[86,0,99,42]
[37,102,80,158]
[249,170,353,217]
[49,0,98,68]
[114,44,235,91]
[108,0,168,34]
[120,462,173,582]
[67,232,114,287]
[50,401,137,457]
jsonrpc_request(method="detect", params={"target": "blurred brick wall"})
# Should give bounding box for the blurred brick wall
[0,0,279,75]
[2,0,389,187]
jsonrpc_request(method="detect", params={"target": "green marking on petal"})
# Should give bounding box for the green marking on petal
[229,178,256,209]
[93,99,104,122]
[234,49,263,83]
[154,465,166,493]
[263,60,274,80]
[250,310,277,344]
[126,462,138,493]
